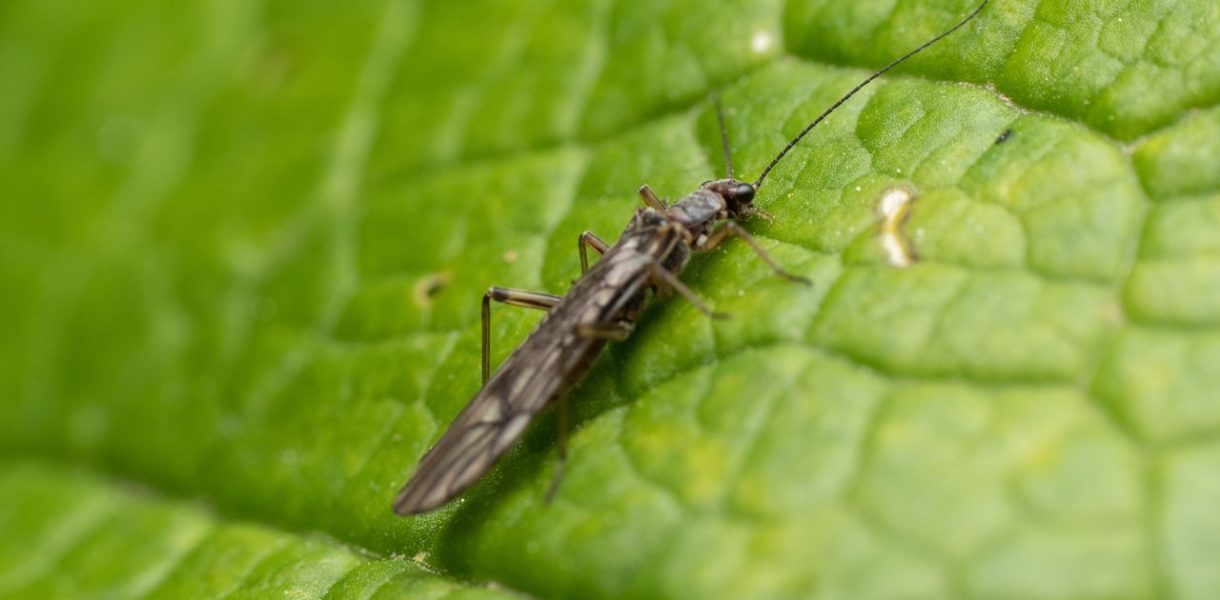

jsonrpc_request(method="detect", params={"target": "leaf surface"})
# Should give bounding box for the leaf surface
[1,0,1219,598]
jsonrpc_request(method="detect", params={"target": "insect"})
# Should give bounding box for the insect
[394,0,989,515]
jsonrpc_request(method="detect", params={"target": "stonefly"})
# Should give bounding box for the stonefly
[394,0,989,515]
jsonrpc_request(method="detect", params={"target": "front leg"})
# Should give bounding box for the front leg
[701,221,811,285]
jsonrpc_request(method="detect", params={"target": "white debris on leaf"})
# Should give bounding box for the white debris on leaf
[877,187,918,268]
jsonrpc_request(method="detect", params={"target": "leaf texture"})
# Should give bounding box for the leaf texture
[1,0,1219,598]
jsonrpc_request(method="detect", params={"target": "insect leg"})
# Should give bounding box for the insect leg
[545,393,569,504]
[650,263,729,319]
[638,185,667,210]
[541,317,634,503]
[578,231,609,274]
[701,222,812,285]
[574,320,634,341]
[482,287,562,383]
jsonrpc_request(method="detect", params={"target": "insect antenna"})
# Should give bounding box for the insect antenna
[714,95,734,179]
[753,0,989,189]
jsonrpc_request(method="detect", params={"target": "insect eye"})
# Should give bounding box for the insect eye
[735,183,756,203]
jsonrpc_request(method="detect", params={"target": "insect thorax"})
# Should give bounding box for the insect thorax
[666,189,725,230]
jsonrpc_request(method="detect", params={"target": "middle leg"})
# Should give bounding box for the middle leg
[578,231,609,275]
[482,287,562,383]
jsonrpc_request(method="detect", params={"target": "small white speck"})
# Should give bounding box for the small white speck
[751,31,774,54]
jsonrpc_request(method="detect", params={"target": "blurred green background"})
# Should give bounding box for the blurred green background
[2,0,1220,598]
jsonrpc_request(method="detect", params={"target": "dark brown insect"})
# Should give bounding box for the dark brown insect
[393,0,989,515]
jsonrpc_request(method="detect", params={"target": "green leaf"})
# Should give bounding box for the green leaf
[0,459,517,599]
[1,0,1219,598]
